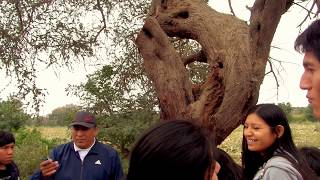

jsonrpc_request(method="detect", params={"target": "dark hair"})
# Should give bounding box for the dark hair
[0,130,15,147]
[241,104,316,180]
[127,120,217,180]
[295,19,320,61]
[216,148,243,180]
[299,146,320,176]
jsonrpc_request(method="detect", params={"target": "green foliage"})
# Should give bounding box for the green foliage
[68,64,159,157]
[1,0,202,113]
[47,104,82,126]
[0,0,151,110]
[304,105,318,122]
[289,105,319,122]
[14,128,64,179]
[278,102,293,121]
[68,65,127,114]
[98,109,159,156]
[0,97,30,131]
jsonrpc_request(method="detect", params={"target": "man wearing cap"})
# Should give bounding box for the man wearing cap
[30,111,123,180]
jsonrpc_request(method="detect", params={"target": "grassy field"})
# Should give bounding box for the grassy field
[34,122,320,165]
[219,121,320,163]
[35,126,69,140]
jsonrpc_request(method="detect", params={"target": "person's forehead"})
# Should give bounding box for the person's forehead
[245,114,267,125]
[303,52,320,66]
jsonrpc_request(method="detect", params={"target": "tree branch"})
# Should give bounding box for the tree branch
[265,59,279,95]
[93,0,108,42]
[182,50,207,66]
[297,0,317,27]
[14,1,24,36]
[228,0,236,16]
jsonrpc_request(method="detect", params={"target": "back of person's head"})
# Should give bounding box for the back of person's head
[216,148,243,180]
[127,120,217,180]
[0,130,15,147]
[299,146,320,176]
[295,19,320,61]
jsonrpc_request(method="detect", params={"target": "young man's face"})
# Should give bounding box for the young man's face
[0,143,15,166]
[300,51,320,119]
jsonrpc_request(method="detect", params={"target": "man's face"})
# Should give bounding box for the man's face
[71,125,98,149]
[0,143,15,166]
[300,51,320,119]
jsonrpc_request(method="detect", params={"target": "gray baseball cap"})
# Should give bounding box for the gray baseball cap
[69,111,97,128]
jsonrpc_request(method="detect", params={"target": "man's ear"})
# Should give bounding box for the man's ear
[275,125,284,138]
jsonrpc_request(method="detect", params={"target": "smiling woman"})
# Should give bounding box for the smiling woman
[241,104,317,180]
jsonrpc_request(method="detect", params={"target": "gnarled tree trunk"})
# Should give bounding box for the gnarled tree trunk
[135,0,293,144]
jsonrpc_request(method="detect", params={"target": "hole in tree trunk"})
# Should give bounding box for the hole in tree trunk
[175,11,189,19]
[143,28,153,38]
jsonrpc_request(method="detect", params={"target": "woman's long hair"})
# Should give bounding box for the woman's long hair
[241,104,316,180]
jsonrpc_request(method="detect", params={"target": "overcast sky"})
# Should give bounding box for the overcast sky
[0,1,315,115]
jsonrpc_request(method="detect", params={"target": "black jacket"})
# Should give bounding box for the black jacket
[0,162,20,180]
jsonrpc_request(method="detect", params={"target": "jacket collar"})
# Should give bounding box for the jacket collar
[70,140,99,155]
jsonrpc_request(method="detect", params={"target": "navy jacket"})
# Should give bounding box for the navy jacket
[30,141,123,180]
[0,162,20,180]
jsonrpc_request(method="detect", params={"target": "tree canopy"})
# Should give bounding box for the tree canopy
[1,0,318,107]
[47,104,82,126]
[0,97,30,130]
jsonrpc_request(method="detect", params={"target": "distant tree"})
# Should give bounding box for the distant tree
[278,102,293,121]
[47,104,82,126]
[0,97,30,130]
[305,105,318,122]
[68,65,159,155]
[98,109,158,157]
[25,115,46,126]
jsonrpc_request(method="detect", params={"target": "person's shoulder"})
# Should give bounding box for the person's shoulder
[54,141,72,148]
[95,141,118,154]
[11,161,19,168]
[263,156,302,179]
[52,141,73,152]
[8,161,19,171]
[265,156,294,169]
[7,161,20,177]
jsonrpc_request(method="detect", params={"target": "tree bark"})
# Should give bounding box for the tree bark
[136,0,293,144]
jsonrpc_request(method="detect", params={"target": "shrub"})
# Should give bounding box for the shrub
[14,128,64,179]
[0,97,30,131]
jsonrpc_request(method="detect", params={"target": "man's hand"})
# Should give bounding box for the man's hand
[40,159,59,176]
